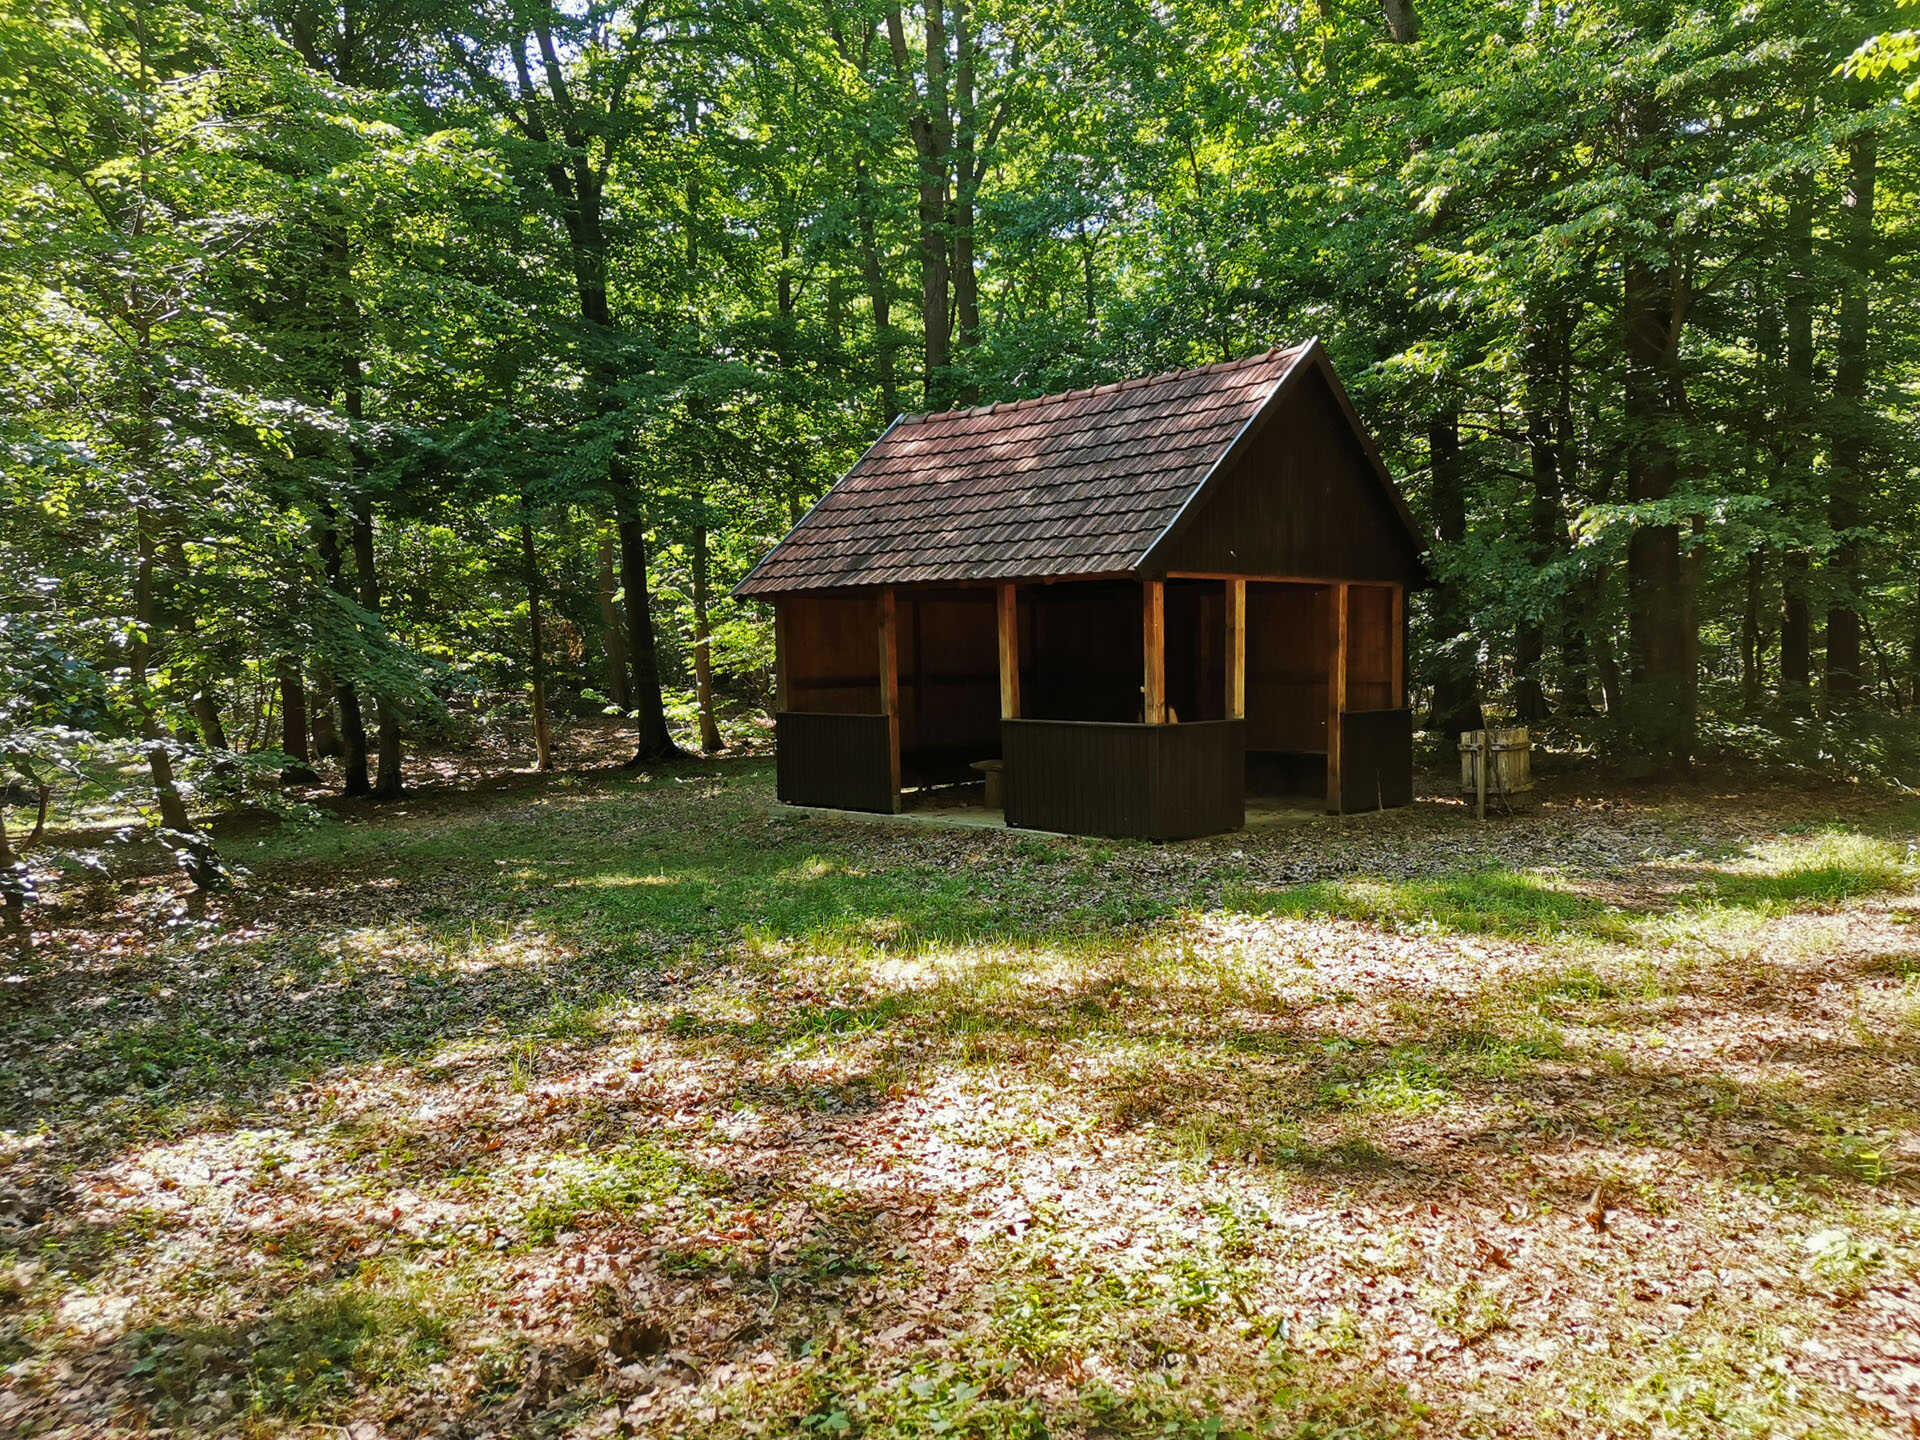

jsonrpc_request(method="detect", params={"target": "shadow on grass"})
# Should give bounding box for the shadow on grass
[1228,868,1634,941]
[7,767,1918,1436]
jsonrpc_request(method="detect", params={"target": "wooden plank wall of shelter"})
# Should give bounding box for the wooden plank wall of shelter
[1339,708,1415,811]
[1003,719,1245,839]
[1343,583,1397,712]
[781,593,882,713]
[774,711,898,812]
[776,592,900,811]
[1153,366,1423,584]
[896,588,1000,784]
[1021,580,1142,721]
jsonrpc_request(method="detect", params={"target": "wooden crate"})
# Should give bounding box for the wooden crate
[1458,727,1532,799]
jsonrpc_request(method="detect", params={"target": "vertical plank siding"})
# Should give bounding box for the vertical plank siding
[1003,719,1245,840]
[775,712,899,813]
[1151,367,1424,585]
[1337,708,1414,812]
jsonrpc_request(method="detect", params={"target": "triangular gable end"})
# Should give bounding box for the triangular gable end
[1139,341,1427,586]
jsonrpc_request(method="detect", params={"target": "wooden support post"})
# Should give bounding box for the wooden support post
[1389,584,1406,708]
[1225,579,1246,720]
[1327,582,1348,812]
[997,582,1021,719]
[877,588,901,811]
[772,600,791,713]
[1142,579,1166,723]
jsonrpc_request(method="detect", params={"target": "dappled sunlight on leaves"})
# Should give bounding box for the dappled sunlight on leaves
[4,764,1919,1436]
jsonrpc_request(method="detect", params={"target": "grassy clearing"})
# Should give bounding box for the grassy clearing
[2,759,1918,1437]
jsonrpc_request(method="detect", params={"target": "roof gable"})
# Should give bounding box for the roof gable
[735,341,1421,597]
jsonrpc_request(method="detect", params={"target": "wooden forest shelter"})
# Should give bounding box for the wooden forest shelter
[735,340,1426,840]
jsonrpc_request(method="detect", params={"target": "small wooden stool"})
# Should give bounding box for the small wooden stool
[970,759,1005,809]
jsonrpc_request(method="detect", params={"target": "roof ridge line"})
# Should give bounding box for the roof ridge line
[895,344,1304,425]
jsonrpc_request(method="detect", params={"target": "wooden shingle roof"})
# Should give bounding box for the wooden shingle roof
[736,341,1391,596]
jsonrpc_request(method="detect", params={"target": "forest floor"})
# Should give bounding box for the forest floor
[3,731,1919,1439]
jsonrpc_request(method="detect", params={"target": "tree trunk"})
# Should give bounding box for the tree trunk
[1514,310,1561,724]
[596,533,632,712]
[316,505,371,796]
[618,515,684,763]
[1425,408,1481,736]
[521,518,554,773]
[1379,0,1419,44]
[189,691,230,751]
[350,497,403,798]
[278,659,320,783]
[1622,228,1693,771]
[1826,110,1876,706]
[1909,567,1920,711]
[310,661,341,757]
[691,525,723,754]
[1779,177,1814,708]
[854,160,901,423]
[888,3,952,409]
[950,0,981,405]
[0,804,23,946]
[1741,548,1766,712]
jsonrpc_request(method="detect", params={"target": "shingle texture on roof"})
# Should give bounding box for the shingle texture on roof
[735,345,1310,596]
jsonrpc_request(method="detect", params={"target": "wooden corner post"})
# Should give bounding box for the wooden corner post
[997,582,1021,720]
[877,588,901,812]
[1326,581,1349,813]
[1142,579,1166,723]
[1225,579,1246,720]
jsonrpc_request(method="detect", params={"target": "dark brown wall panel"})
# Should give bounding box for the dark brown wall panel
[784,594,882,714]
[1245,582,1329,752]
[1003,719,1245,839]
[1023,581,1143,721]
[1345,584,1396,712]
[776,712,898,812]
[1338,708,1413,812]
[1154,369,1423,584]
[900,589,999,761]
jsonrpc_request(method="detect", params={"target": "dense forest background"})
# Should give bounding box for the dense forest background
[2,0,1915,895]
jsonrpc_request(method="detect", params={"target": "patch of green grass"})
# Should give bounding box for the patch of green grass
[1710,830,1914,909]
[521,1141,715,1244]
[1320,1048,1453,1116]
[1232,867,1633,942]
[126,1281,448,1422]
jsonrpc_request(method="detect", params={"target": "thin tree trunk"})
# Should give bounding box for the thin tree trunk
[691,525,723,754]
[1909,567,1920,710]
[346,479,402,797]
[950,0,980,405]
[317,504,371,796]
[1780,177,1814,707]
[189,691,230,751]
[596,533,632,712]
[310,661,341,757]
[520,518,554,773]
[278,659,320,783]
[1514,309,1560,724]
[1741,548,1766,711]
[888,2,952,409]
[854,160,901,423]
[617,515,683,763]
[1826,109,1876,705]
[1593,620,1625,718]
[1552,325,1595,714]
[1425,408,1481,736]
